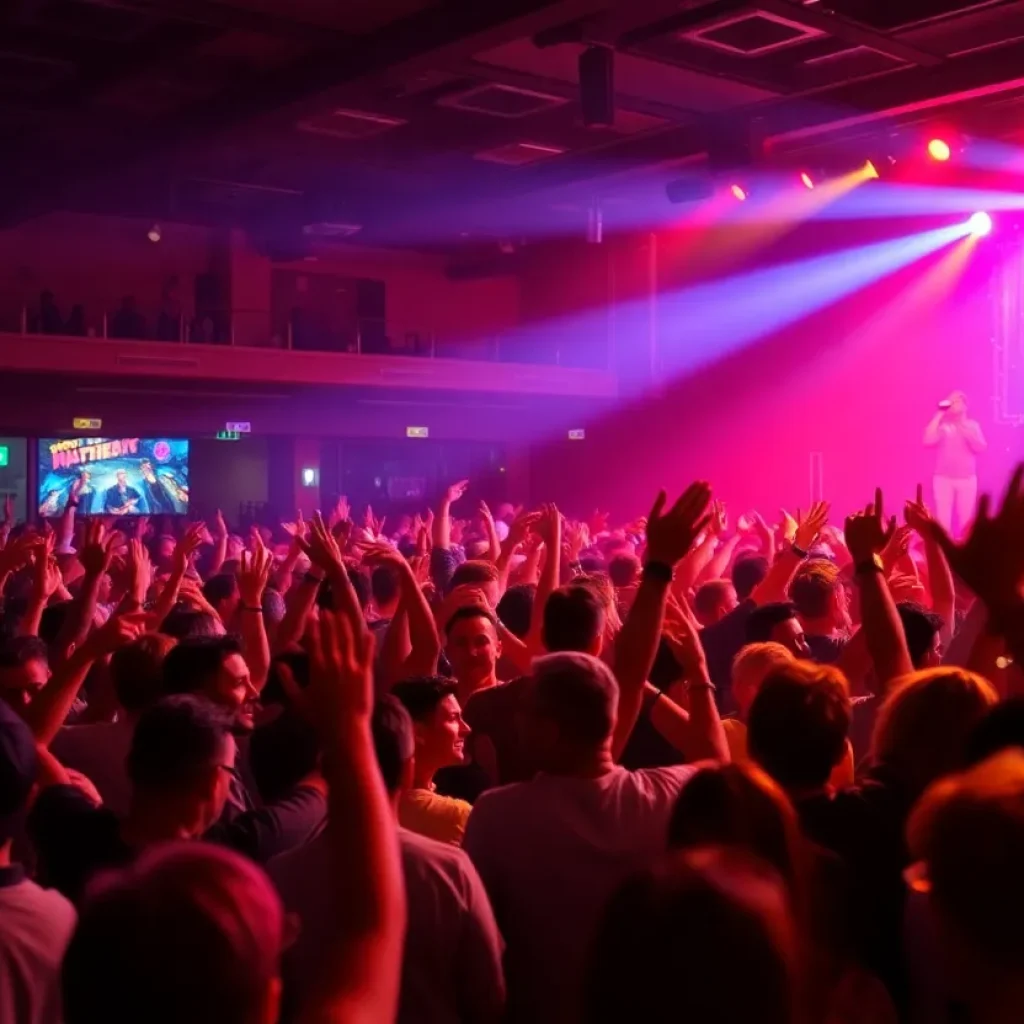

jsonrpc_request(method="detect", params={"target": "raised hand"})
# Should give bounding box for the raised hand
[844,488,896,565]
[214,509,228,539]
[645,482,713,567]
[359,540,404,569]
[127,538,152,603]
[297,512,346,578]
[238,532,272,607]
[588,509,611,536]
[930,464,1024,610]
[330,495,351,528]
[779,509,799,545]
[533,503,562,549]
[445,480,469,505]
[172,522,206,576]
[794,501,830,551]
[307,604,376,728]
[80,520,118,577]
[134,515,150,541]
[563,519,590,561]
[31,544,61,602]
[709,499,728,537]
[82,610,149,658]
[505,508,540,550]
[282,510,307,540]
[904,483,934,536]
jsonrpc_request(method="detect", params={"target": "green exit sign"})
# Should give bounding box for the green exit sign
[0,446,8,467]
[216,430,241,441]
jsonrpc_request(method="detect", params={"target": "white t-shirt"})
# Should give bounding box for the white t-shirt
[463,764,697,1024]
[0,871,77,1024]
[269,826,506,1024]
[51,718,135,815]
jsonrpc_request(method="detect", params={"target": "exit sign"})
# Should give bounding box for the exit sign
[0,446,8,467]
[406,426,429,438]
[73,417,102,431]
[216,430,241,441]
[225,421,251,433]
[568,429,586,440]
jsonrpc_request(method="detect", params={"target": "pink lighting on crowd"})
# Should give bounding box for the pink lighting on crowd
[928,138,952,162]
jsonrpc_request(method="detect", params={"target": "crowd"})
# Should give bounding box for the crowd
[3,468,1024,1023]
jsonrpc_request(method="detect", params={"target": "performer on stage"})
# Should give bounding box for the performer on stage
[923,391,987,536]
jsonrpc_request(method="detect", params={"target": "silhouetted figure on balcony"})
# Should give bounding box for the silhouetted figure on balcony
[65,305,86,337]
[38,291,64,335]
[109,296,147,340]
[156,277,183,341]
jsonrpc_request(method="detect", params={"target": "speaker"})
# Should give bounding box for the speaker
[579,46,614,127]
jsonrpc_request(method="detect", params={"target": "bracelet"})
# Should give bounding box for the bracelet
[240,605,263,613]
[642,561,673,584]
[685,679,717,692]
[854,555,884,577]
[791,543,808,559]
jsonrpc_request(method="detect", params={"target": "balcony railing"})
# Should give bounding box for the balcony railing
[0,306,616,398]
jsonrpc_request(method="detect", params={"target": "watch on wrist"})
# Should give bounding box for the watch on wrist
[642,561,673,584]
[854,553,885,576]
[791,542,808,559]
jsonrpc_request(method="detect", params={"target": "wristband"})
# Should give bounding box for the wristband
[240,605,263,613]
[642,561,673,584]
[686,679,717,693]
[854,554,885,576]
[790,543,808,559]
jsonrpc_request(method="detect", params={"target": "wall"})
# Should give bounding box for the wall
[188,436,269,522]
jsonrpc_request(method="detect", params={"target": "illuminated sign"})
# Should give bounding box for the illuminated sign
[225,421,251,433]
[568,429,586,440]
[73,417,103,431]
[406,426,429,438]
[216,430,241,441]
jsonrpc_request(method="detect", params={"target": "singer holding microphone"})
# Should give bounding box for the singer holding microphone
[923,391,987,536]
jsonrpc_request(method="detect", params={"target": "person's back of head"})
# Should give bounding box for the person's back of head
[607,554,640,589]
[732,555,769,602]
[872,667,997,799]
[127,695,234,801]
[542,585,606,655]
[967,696,1024,766]
[667,763,804,901]
[746,602,800,645]
[450,559,500,592]
[160,608,224,641]
[203,573,239,612]
[371,693,415,796]
[249,709,320,804]
[526,652,618,770]
[111,633,177,715]
[584,846,802,1024]
[896,602,943,669]
[789,560,842,626]
[731,642,795,719]
[370,564,400,612]
[748,662,851,794]
[62,842,284,1024]
[162,635,242,699]
[907,751,1024,1005]
[496,584,535,639]
[693,579,736,627]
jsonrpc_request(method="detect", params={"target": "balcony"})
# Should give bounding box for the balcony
[0,308,617,400]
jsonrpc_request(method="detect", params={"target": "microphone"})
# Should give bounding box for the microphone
[938,400,952,410]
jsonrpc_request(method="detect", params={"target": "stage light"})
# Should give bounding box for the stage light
[147,223,162,243]
[967,211,992,237]
[863,160,879,180]
[799,172,815,190]
[928,138,951,162]
[730,184,748,201]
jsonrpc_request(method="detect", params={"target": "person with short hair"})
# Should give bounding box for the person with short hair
[0,699,77,1024]
[790,559,850,664]
[162,635,258,731]
[693,578,737,627]
[463,652,703,1024]
[391,676,472,846]
[450,560,501,610]
[745,602,812,659]
[270,694,505,1024]
[0,635,50,711]
[722,642,795,763]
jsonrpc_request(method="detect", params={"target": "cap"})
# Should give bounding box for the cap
[0,698,39,835]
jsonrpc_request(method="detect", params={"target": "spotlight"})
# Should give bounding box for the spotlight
[147,223,162,243]
[799,172,815,190]
[967,211,992,237]
[863,160,879,180]
[927,138,951,162]
[729,183,748,201]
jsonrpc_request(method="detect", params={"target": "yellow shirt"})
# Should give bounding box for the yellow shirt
[398,788,472,847]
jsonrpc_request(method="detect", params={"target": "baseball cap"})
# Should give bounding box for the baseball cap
[0,698,39,841]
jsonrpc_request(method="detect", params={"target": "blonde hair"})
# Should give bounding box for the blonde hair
[732,643,795,701]
[872,667,998,797]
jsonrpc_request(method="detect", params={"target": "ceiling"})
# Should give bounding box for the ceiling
[5,0,1024,248]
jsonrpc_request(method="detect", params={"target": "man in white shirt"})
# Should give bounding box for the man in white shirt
[269,694,505,1024]
[0,699,76,1024]
[463,652,699,1024]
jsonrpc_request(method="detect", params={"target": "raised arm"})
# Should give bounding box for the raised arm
[53,522,120,662]
[845,489,914,696]
[750,501,830,606]
[611,483,711,761]
[18,536,61,639]
[526,504,561,656]
[236,532,272,692]
[297,602,405,1024]
[207,509,229,577]
[495,509,540,594]
[905,484,956,648]
[477,501,502,564]
[146,524,205,630]
[433,479,468,553]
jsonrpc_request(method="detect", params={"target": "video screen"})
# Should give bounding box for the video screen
[38,437,189,517]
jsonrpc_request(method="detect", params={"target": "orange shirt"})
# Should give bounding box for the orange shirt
[398,787,472,847]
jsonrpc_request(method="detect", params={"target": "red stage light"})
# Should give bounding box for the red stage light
[730,184,748,201]
[800,172,814,190]
[928,138,951,162]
